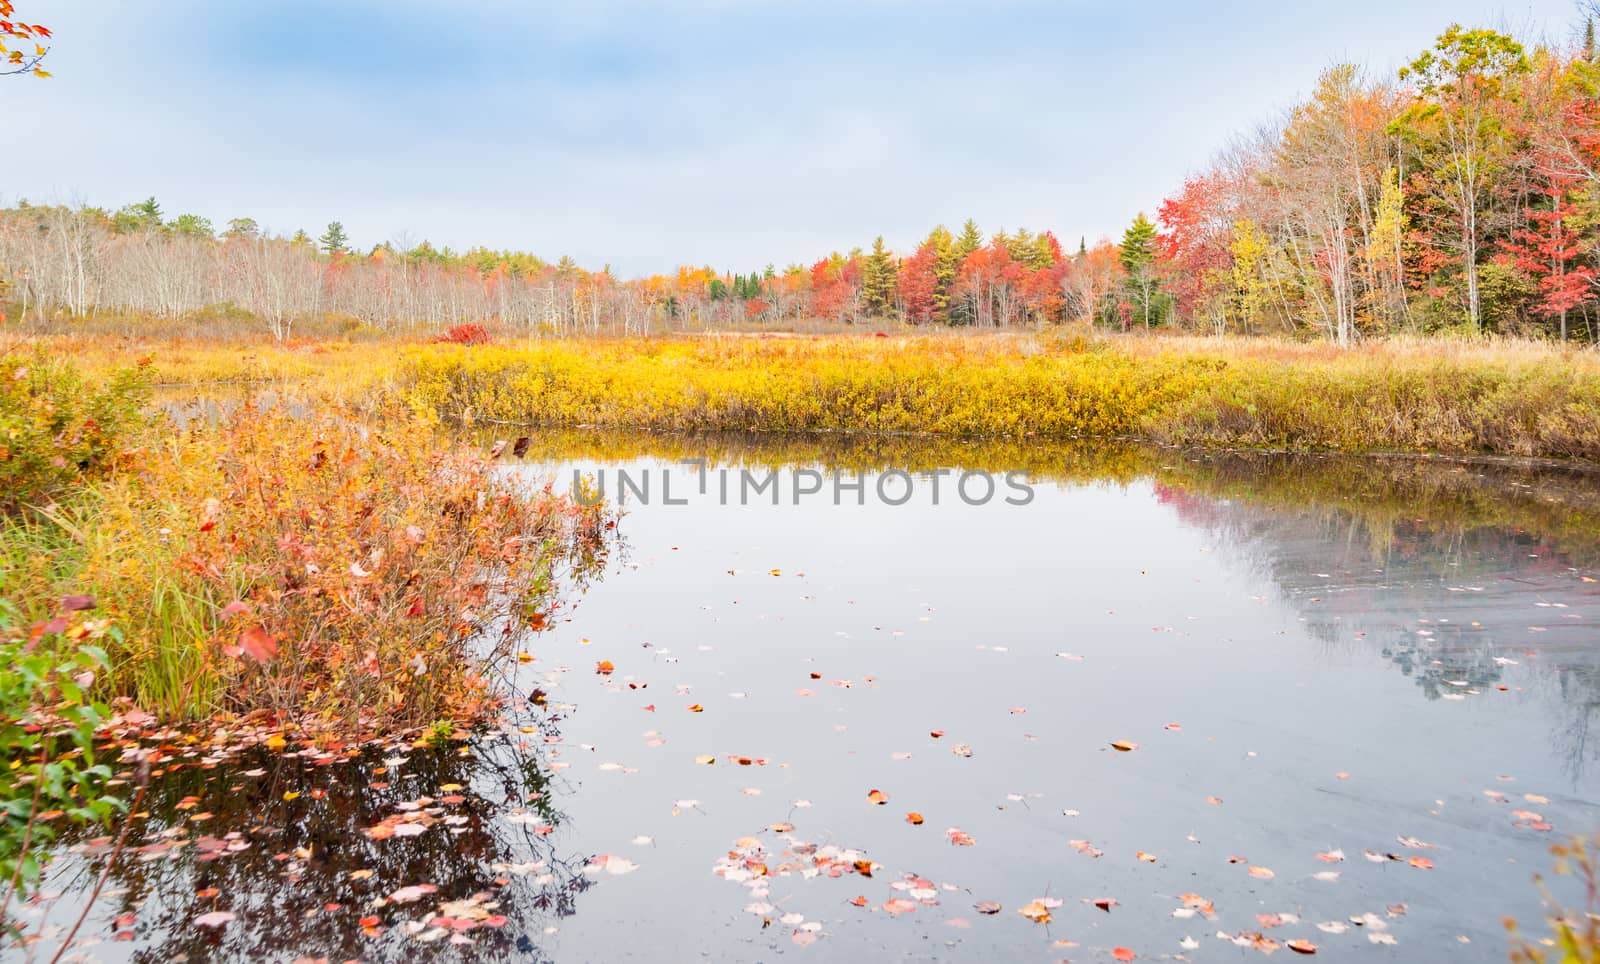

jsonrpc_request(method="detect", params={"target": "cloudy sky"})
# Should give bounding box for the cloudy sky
[3,0,1577,274]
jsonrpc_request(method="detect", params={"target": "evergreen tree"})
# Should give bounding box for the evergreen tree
[861,236,899,318]
[955,219,983,256]
[1119,213,1161,330]
[922,225,957,323]
[319,221,350,256]
[113,196,164,234]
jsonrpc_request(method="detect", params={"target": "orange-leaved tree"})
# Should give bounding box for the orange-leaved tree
[0,0,50,77]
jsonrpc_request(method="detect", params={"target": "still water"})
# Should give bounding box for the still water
[16,435,1600,962]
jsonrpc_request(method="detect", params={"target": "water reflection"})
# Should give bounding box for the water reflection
[26,702,590,963]
[17,426,1600,963]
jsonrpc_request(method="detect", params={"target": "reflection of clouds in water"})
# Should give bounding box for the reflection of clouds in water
[1156,480,1600,782]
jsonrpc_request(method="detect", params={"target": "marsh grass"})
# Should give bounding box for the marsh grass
[0,342,615,728]
[390,333,1600,460]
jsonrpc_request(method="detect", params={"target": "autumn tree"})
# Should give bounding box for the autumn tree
[1393,25,1531,332]
[1157,172,1237,334]
[898,239,938,324]
[0,1,50,77]
[1496,165,1595,339]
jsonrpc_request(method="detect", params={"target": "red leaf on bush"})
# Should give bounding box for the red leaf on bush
[238,625,278,663]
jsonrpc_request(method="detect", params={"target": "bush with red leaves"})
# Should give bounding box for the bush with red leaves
[437,323,490,346]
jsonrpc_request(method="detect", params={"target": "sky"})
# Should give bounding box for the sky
[1,0,1582,275]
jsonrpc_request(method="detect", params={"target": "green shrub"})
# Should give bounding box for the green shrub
[0,598,122,932]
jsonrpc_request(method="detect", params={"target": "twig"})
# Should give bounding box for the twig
[0,740,50,932]
[47,783,146,964]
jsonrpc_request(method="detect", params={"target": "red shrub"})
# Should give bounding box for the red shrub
[438,323,490,346]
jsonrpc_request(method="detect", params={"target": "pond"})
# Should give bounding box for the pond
[15,432,1600,963]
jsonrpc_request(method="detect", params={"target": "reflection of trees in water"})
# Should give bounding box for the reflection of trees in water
[1154,479,1600,783]
[44,712,589,963]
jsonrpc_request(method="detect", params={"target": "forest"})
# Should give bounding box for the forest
[4,23,1599,344]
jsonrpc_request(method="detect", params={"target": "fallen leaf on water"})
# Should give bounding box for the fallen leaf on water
[693,755,715,765]
[884,898,917,915]
[1093,897,1118,912]
[596,660,615,675]
[1018,901,1052,923]
[867,789,889,805]
[688,704,704,713]
[194,911,235,928]
[951,743,973,757]
[1110,740,1138,752]
[1316,849,1344,863]
[1113,949,1136,962]
[905,812,924,825]
[848,896,869,907]
[591,855,638,876]
[1248,866,1275,879]
[975,901,1001,914]
[1287,939,1318,955]
[1136,851,1157,863]
[1408,856,1434,870]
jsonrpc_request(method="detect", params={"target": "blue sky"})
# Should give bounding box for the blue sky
[2,0,1578,274]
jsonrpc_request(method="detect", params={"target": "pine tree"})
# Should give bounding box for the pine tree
[861,236,899,318]
[1119,213,1161,329]
[319,221,350,256]
[955,219,983,256]
[921,225,957,323]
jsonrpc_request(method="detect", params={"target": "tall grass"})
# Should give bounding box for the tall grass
[388,333,1600,460]
[12,404,614,728]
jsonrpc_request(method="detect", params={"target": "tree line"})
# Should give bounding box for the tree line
[3,19,1599,342]
[1124,20,1600,343]
[0,198,1100,338]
